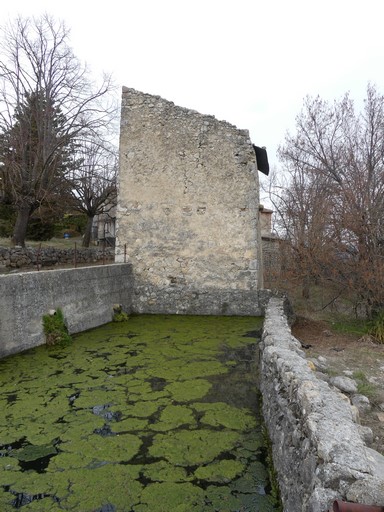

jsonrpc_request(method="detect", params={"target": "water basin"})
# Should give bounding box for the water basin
[0,315,280,511]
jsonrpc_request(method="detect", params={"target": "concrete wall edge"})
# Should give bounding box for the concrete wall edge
[0,264,133,359]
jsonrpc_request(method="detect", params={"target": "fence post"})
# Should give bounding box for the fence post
[124,243,127,263]
[74,242,77,268]
[37,243,41,271]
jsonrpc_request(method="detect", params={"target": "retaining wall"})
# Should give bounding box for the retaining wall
[0,246,114,270]
[0,264,133,358]
[131,288,273,317]
[260,298,384,512]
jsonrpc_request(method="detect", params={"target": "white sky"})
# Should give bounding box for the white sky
[1,0,384,172]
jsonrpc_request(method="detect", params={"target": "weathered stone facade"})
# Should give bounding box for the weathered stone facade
[116,87,263,315]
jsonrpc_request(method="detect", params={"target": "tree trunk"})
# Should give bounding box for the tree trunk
[11,206,32,247]
[302,276,310,299]
[82,215,94,247]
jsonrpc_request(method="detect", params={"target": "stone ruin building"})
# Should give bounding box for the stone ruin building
[116,87,269,315]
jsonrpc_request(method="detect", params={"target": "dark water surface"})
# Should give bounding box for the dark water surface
[0,315,280,511]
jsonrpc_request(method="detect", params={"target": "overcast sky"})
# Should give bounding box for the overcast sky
[1,0,384,174]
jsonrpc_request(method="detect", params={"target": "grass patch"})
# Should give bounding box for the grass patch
[353,370,378,402]
[368,311,384,344]
[113,311,130,322]
[330,317,369,337]
[331,311,384,343]
[42,308,72,346]
[283,282,357,321]
[112,304,130,322]
[323,368,339,378]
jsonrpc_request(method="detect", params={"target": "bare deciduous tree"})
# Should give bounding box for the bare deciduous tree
[68,138,117,247]
[272,84,384,317]
[0,14,117,246]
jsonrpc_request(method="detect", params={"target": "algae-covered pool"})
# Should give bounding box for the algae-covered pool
[0,315,280,512]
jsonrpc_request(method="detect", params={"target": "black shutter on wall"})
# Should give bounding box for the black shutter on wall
[253,146,269,176]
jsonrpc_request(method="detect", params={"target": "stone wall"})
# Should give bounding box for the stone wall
[260,298,384,512]
[117,87,263,315]
[0,246,114,270]
[0,264,133,358]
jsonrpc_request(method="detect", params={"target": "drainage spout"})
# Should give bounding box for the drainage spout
[333,500,384,512]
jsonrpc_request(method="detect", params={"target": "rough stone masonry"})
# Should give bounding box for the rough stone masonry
[261,298,384,512]
[116,87,266,315]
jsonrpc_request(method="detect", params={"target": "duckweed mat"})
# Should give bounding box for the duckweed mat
[0,315,280,511]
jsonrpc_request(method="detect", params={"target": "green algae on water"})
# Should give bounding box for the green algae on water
[164,378,211,402]
[0,314,280,512]
[149,429,240,466]
[151,404,196,431]
[194,459,245,482]
[142,461,191,483]
[135,482,205,512]
[194,401,257,430]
